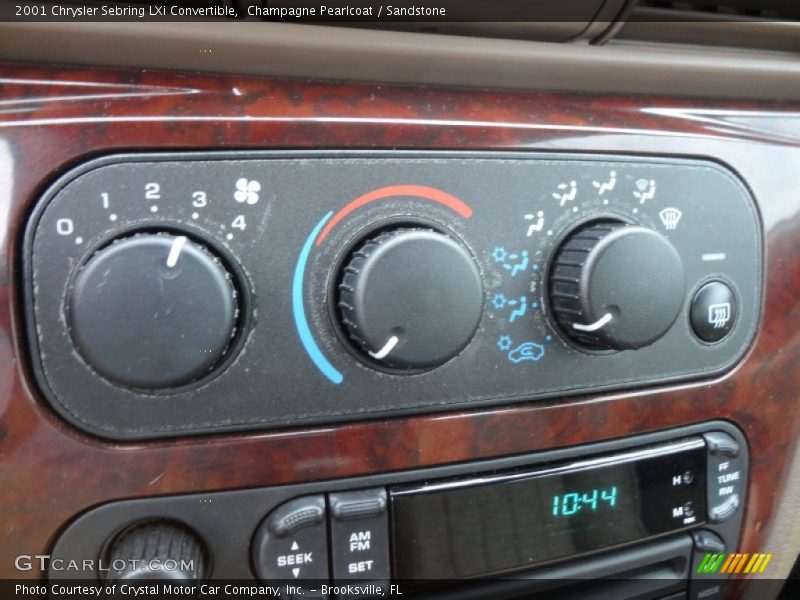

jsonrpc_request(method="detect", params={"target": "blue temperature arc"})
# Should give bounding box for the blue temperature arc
[292,211,344,384]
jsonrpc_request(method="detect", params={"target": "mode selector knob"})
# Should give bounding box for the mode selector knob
[68,233,239,390]
[549,221,685,350]
[338,228,483,370]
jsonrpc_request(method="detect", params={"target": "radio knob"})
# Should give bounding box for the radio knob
[105,521,206,581]
[338,228,483,370]
[549,221,685,350]
[68,232,239,389]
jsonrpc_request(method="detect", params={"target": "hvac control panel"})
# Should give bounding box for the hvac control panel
[23,152,762,439]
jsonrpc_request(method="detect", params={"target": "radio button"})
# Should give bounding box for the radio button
[690,530,728,600]
[252,495,330,590]
[703,432,744,523]
[704,432,740,458]
[329,488,390,596]
[691,530,726,555]
[708,494,740,524]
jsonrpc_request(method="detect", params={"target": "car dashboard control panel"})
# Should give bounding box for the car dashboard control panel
[23,152,762,439]
[49,423,747,599]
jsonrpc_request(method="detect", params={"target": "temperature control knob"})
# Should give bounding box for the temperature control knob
[68,233,239,389]
[549,221,685,350]
[338,228,483,370]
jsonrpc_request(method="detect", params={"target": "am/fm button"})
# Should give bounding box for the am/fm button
[329,488,390,597]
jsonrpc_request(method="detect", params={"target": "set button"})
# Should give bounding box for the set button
[329,489,390,595]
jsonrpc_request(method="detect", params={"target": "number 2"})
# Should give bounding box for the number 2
[145,183,160,200]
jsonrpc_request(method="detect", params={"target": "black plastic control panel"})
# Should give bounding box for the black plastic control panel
[48,423,747,599]
[23,152,762,439]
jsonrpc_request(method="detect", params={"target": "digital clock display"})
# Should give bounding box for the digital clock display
[391,441,707,582]
[551,486,618,516]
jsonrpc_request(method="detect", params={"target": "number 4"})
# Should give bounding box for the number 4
[601,487,618,507]
[581,489,598,511]
[232,215,246,230]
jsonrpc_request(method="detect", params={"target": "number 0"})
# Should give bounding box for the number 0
[562,493,580,516]
[56,218,74,236]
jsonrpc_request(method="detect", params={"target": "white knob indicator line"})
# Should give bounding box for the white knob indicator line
[166,236,188,268]
[368,335,399,360]
[572,312,613,332]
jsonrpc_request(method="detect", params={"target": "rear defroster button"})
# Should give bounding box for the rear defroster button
[691,281,737,343]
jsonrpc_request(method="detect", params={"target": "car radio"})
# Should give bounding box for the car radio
[391,437,708,584]
[49,422,746,599]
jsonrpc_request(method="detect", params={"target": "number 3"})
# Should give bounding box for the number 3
[192,191,208,208]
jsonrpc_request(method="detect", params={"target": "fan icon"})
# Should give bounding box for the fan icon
[234,178,261,204]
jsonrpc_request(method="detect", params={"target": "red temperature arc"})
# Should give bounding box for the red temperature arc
[314,184,473,246]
